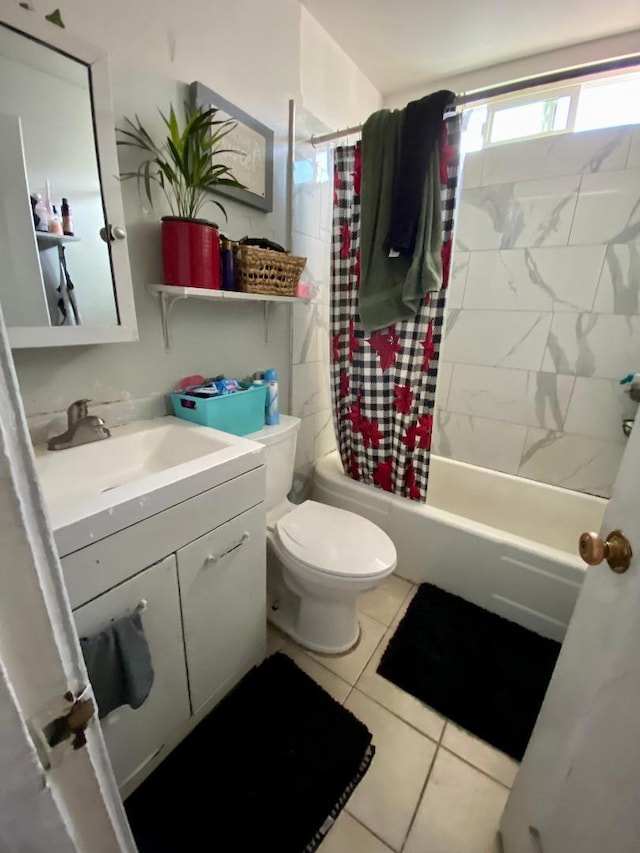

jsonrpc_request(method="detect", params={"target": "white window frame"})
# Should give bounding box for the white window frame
[466,64,640,151]
[482,83,581,148]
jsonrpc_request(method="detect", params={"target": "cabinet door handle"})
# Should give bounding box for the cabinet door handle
[206,532,250,565]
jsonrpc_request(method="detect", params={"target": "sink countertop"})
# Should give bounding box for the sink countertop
[34,416,265,557]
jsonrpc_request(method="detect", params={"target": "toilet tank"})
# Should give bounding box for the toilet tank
[246,415,300,512]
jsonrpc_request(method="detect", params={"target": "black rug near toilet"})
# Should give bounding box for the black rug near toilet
[378,583,561,761]
[125,653,374,853]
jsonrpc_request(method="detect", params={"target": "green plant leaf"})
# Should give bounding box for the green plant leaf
[130,116,161,152]
[207,147,242,158]
[211,199,229,221]
[143,160,154,205]
[166,138,184,174]
[116,101,246,217]
[168,105,181,148]
[214,177,246,187]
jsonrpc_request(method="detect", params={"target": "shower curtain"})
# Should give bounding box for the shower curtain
[330,115,461,502]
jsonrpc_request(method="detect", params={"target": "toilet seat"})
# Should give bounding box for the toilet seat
[275,500,396,581]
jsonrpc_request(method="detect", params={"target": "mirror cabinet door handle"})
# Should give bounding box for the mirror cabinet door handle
[99,224,127,243]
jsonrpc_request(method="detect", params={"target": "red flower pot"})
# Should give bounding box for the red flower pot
[161,216,221,289]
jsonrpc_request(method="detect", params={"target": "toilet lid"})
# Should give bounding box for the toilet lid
[275,500,396,579]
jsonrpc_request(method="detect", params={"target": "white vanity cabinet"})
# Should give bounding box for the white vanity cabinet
[178,503,266,713]
[73,555,190,790]
[61,465,267,796]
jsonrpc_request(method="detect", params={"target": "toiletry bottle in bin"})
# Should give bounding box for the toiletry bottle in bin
[265,368,279,425]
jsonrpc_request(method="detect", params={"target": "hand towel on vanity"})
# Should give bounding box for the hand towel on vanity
[359,107,443,333]
[80,610,154,720]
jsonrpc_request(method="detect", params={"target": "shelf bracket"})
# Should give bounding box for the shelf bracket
[157,291,187,350]
[264,302,271,344]
[147,284,305,350]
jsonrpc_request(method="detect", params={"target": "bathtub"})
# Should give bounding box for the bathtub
[312,452,607,641]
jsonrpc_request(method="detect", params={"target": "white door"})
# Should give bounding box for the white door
[0,309,133,851]
[501,413,640,852]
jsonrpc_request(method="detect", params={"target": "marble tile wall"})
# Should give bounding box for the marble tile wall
[290,111,336,501]
[436,124,640,498]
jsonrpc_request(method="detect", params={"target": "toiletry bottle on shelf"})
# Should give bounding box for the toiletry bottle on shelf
[44,178,53,220]
[264,368,279,425]
[32,193,48,231]
[220,237,235,290]
[61,198,74,236]
[48,206,63,235]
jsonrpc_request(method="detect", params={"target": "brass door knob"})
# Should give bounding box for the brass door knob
[578,530,632,573]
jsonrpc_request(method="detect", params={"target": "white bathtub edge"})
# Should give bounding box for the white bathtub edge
[313,451,591,641]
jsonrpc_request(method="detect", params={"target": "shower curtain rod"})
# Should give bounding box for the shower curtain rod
[309,52,640,147]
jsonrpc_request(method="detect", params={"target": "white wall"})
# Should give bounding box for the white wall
[291,22,381,497]
[380,29,640,499]
[435,124,640,499]
[7,0,381,438]
[384,29,640,108]
[299,7,380,133]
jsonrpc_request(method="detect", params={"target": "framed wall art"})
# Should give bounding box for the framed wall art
[190,80,274,213]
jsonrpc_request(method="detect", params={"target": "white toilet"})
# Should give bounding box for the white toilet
[248,415,397,654]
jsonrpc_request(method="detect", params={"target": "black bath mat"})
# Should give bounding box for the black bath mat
[378,583,561,760]
[125,652,374,853]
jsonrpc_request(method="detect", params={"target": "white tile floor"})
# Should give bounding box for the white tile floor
[267,576,518,853]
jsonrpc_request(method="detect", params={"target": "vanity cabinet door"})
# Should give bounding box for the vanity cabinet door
[73,555,190,791]
[177,504,266,714]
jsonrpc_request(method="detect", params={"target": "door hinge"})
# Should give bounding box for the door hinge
[44,688,96,751]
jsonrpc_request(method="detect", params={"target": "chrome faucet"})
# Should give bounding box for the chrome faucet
[47,399,111,451]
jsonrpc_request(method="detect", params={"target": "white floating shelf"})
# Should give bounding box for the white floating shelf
[147,283,305,305]
[147,283,310,349]
[35,232,81,249]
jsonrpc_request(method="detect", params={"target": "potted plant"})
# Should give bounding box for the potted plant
[117,102,244,289]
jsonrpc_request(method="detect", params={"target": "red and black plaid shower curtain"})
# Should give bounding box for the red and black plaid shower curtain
[330,115,461,501]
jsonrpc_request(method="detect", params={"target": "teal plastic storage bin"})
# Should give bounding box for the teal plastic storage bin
[170,385,267,436]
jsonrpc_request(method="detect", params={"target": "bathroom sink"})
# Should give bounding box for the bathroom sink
[34,417,264,556]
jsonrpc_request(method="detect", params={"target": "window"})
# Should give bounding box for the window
[574,73,640,132]
[460,67,640,153]
[294,148,330,185]
[461,104,488,153]
[489,95,571,143]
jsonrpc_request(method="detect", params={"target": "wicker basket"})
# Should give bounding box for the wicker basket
[235,245,306,297]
